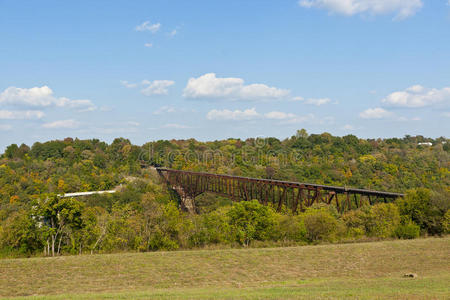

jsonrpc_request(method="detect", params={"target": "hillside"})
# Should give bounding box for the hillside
[0,237,449,299]
[0,132,449,257]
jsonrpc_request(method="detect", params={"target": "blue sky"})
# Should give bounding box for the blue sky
[0,0,449,151]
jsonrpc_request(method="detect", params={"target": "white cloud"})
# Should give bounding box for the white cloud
[120,81,138,88]
[302,98,331,106]
[282,113,316,124]
[141,80,175,96]
[0,110,44,120]
[0,86,96,111]
[442,112,450,118]
[153,106,176,115]
[381,85,450,108]
[291,96,304,102]
[291,96,331,105]
[0,86,55,106]
[169,29,177,37]
[299,0,423,20]
[161,123,191,129]
[144,43,153,48]
[206,108,316,124]
[135,21,161,33]
[359,107,393,119]
[0,124,12,131]
[183,73,290,101]
[63,99,96,112]
[207,108,260,121]
[121,79,175,96]
[42,119,79,129]
[264,111,296,120]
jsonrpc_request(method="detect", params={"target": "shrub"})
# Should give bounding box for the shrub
[275,215,307,242]
[200,208,232,244]
[341,204,401,239]
[341,208,368,237]
[181,208,232,248]
[148,229,179,251]
[302,206,344,242]
[443,210,450,234]
[365,203,400,238]
[395,221,420,239]
[227,200,277,246]
[397,188,449,235]
[0,211,42,255]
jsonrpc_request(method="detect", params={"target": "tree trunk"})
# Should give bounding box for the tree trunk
[50,218,56,256]
[57,235,63,255]
[51,235,56,256]
[91,227,107,254]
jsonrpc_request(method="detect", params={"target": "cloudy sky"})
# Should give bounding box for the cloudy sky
[0,0,449,151]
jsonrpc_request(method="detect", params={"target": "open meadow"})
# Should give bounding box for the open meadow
[0,237,449,299]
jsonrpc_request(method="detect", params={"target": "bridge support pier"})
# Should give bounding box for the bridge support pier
[171,185,197,213]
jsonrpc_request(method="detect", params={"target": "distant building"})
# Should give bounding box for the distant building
[418,142,432,146]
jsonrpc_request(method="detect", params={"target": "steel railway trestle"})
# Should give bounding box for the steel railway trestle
[155,167,404,214]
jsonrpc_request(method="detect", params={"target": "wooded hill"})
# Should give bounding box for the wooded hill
[0,130,448,257]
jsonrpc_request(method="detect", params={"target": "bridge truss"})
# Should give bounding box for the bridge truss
[156,168,404,213]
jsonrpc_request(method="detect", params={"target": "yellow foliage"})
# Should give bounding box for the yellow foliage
[344,169,352,179]
[359,154,376,164]
[121,144,132,156]
[9,195,19,204]
[57,179,65,191]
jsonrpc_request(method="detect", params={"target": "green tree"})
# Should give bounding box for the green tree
[227,200,276,246]
[302,205,343,242]
[33,195,85,256]
[397,188,449,235]
[0,211,42,255]
[365,203,401,238]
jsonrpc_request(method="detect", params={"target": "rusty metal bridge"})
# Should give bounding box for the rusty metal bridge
[156,168,404,213]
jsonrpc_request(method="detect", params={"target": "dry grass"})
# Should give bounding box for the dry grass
[0,237,449,299]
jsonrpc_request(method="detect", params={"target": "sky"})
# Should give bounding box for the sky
[0,0,449,151]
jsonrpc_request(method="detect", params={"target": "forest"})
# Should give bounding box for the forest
[0,130,449,257]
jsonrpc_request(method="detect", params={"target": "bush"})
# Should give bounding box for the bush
[302,206,344,242]
[365,203,400,238]
[181,208,232,248]
[200,208,232,245]
[395,221,420,239]
[275,215,307,242]
[342,208,368,238]
[341,204,401,239]
[397,188,449,235]
[148,229,179,251]
[227,200,277,246]
[443,210,450,234]
[0,211,42,255]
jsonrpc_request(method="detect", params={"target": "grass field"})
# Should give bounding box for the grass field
[0,237,449,299]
